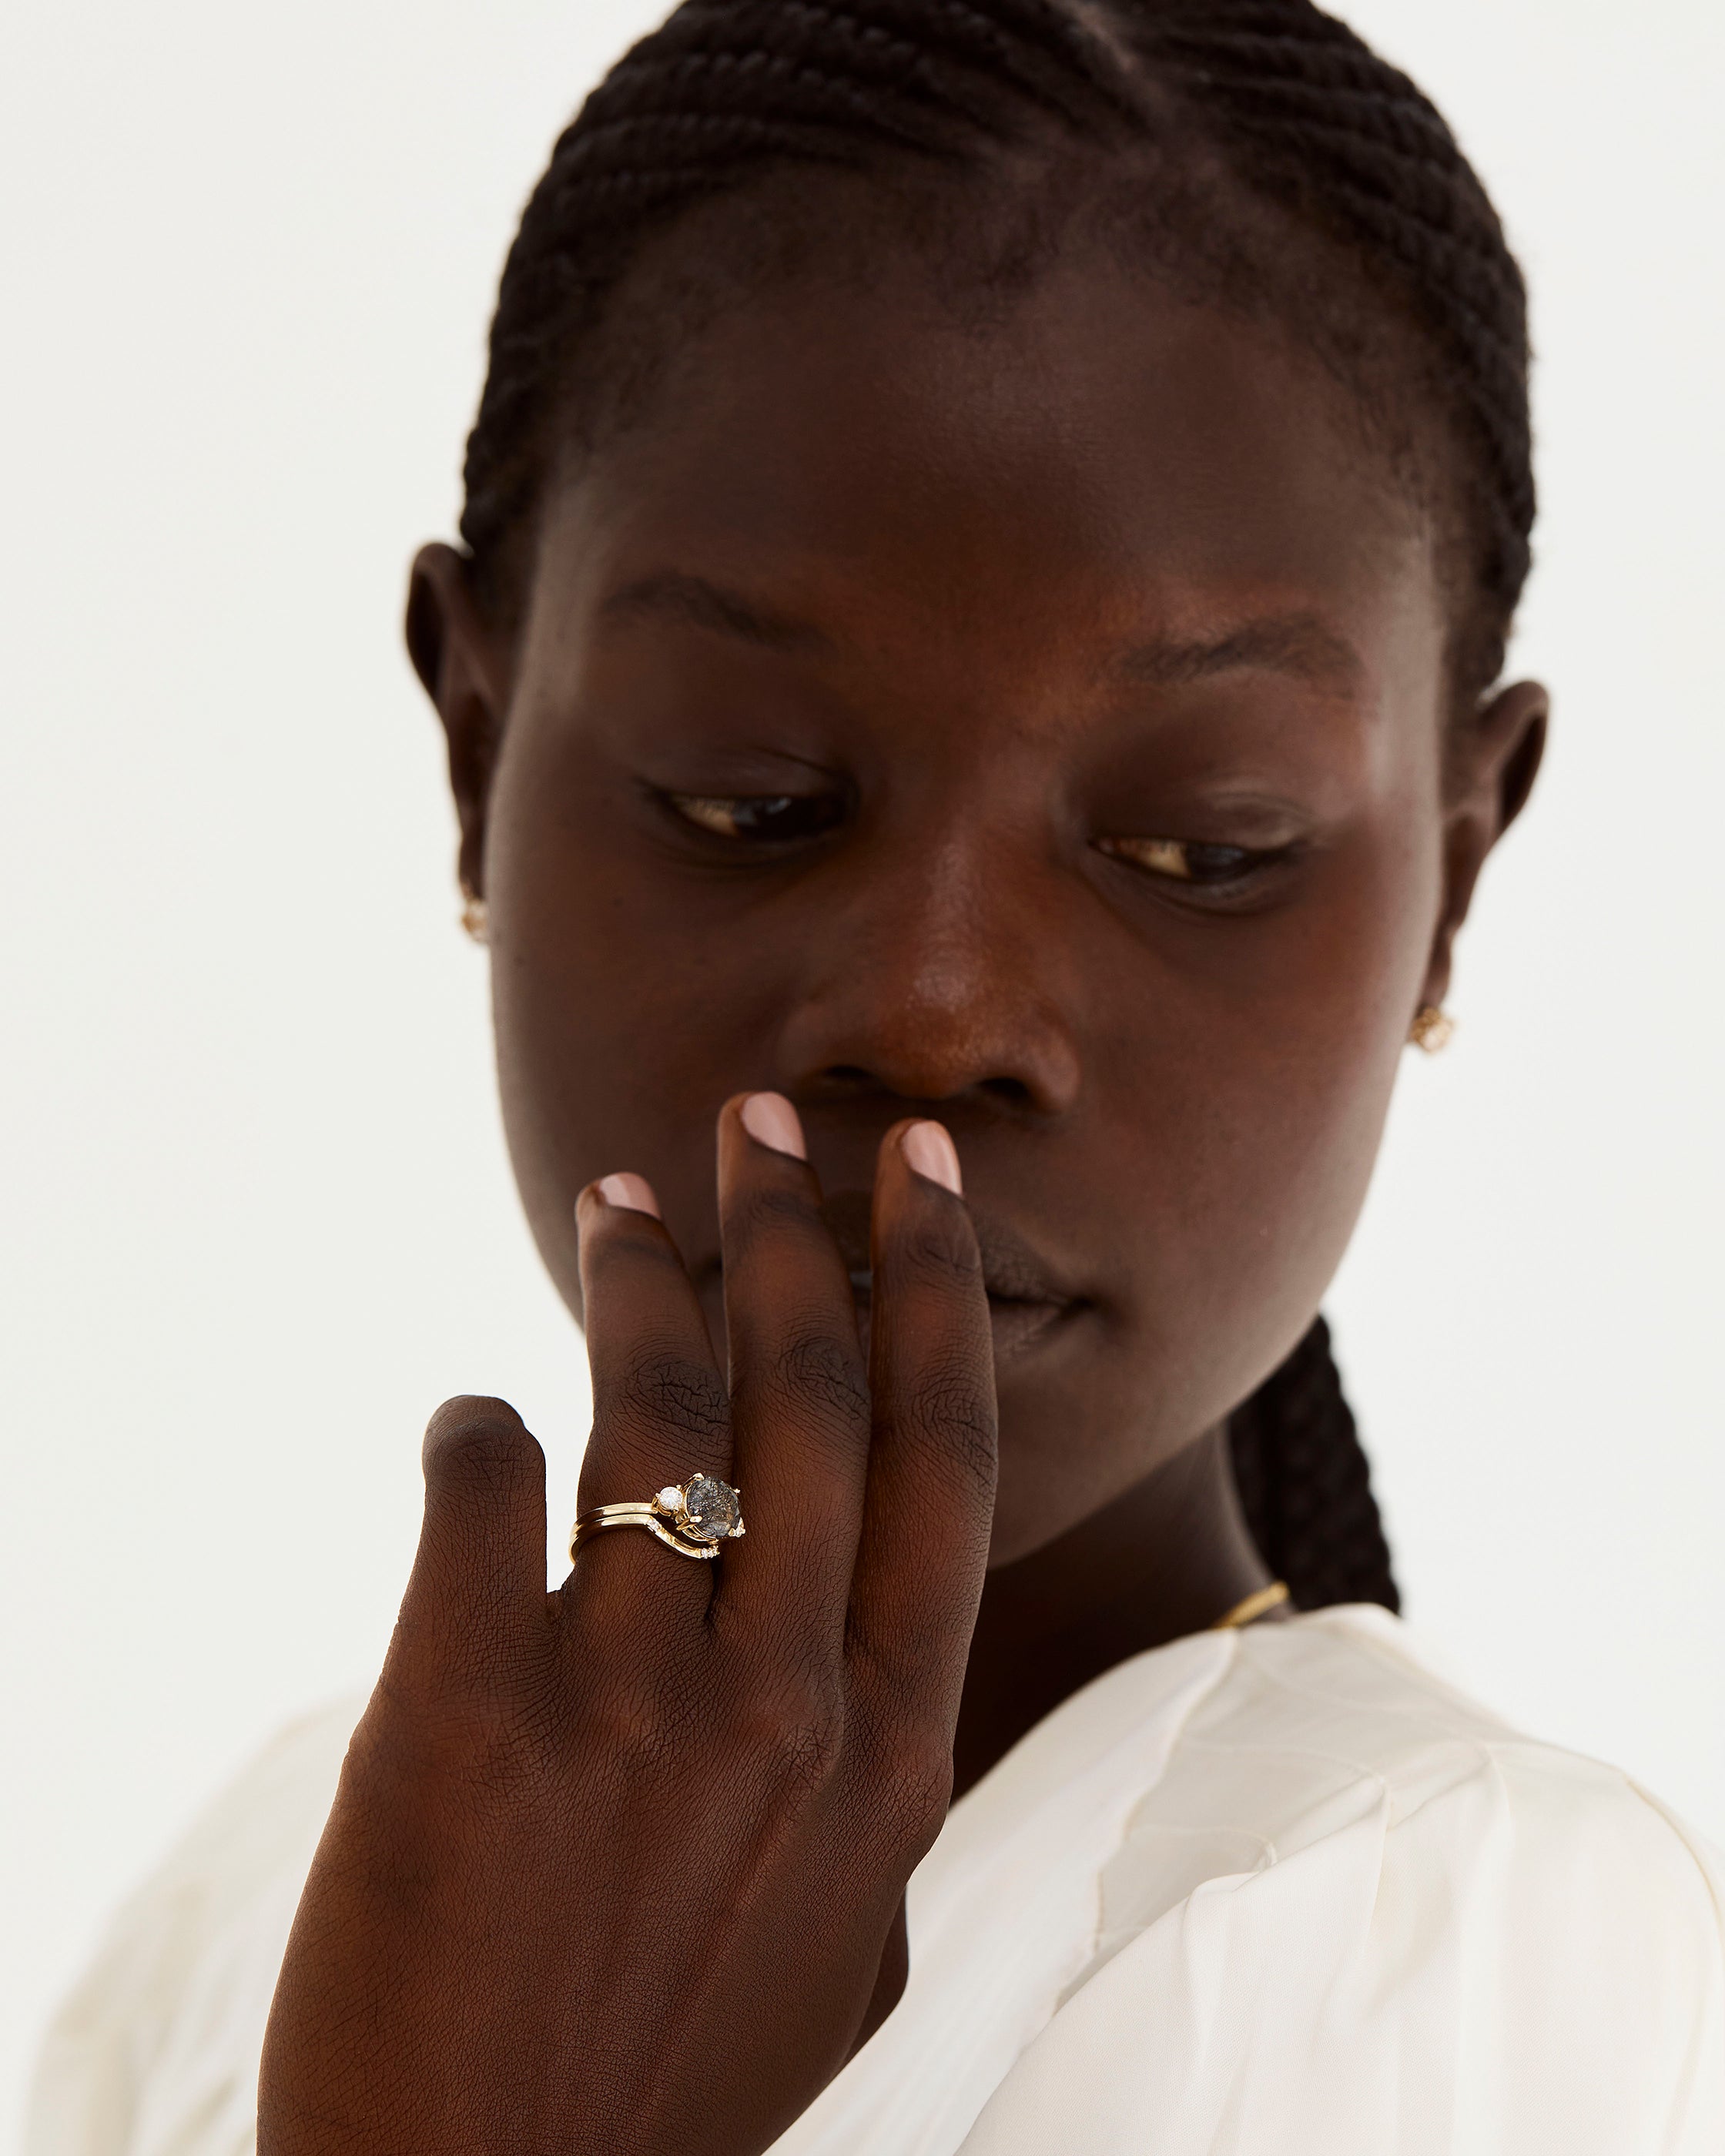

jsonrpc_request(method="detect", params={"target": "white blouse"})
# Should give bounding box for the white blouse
[28,1606,1725,2154]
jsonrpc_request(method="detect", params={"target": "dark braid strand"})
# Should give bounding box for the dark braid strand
[1230,1318,1400,1612]
[462,0,1139,587]
[464,0,1532,690]
[1126,1,1532,672]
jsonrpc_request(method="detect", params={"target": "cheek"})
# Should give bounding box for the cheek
[1111,805,1442,1407]
[988,808,1442,1558]
[483,732,780,1311]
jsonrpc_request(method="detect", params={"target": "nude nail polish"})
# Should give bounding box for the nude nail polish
[739,1092,807,1160]
[596,1172,661,1217]
[902,1121,962,1195]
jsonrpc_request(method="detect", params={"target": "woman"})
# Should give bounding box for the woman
[30,2,1725,2151]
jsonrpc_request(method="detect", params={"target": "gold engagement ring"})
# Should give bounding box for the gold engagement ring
[568,1473,746,1562]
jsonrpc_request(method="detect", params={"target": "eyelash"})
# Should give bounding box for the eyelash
[665,795,1288,894]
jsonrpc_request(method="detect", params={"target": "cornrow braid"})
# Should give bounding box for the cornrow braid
[461,0,1135,586]
[1123,0,1533,684]
[461,0,1532,1612]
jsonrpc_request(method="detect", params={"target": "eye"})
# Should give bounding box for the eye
[1097,835,1267,886]
[666,792,845,845]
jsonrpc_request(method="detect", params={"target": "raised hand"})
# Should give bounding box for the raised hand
[258,1094,998,2156]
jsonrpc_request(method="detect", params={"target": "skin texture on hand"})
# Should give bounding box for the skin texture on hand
[260,1103,995,2156]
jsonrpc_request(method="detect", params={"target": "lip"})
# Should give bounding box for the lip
[822,1189,1085,1364]
[688,1189,1088,1362]
[842,1263,1073,1361]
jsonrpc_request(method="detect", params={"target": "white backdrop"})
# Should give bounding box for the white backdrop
[4,0,1722,2141]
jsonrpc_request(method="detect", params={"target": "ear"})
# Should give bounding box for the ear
[1420,678,1549,1009]
[407,543,511,901]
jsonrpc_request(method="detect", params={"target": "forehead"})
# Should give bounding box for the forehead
[532,245,1444,699]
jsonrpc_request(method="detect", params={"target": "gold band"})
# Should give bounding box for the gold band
[1211,1579,1291,1630]
[568,1474,746,1565]
[570,1503,721,1561]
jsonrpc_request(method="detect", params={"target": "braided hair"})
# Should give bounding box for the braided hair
[460,0,1538,1613]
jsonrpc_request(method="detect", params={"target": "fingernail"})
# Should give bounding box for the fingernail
[739,1091,806,1160]
[595,1172,661,1218]
[902,1120,962,1195]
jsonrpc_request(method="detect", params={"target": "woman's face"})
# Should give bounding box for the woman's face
[418,246,1539,1565]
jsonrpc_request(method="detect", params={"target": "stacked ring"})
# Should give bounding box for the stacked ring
[569,1473,746,1563]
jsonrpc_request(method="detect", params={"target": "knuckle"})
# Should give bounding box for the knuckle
[762,1716,845,1802]
[360,1669,550,1802]
[421,1397,541,1496]
[726,1179,826,1258]
[892,1210,983,1298]
[574,1685,682,1779]
[586,1226,686,1288]
[912,1366,998,1496]
[613,1348,730,1448]
[732,1672,847,1799]
[772,1327,871,1431]
[871,1726,955,1855]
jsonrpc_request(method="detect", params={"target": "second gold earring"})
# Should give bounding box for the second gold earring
[1409,1005,1454,1053]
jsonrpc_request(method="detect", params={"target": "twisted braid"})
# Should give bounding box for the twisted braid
[1229,1318,1398,1612]
[457,0,1532,1609]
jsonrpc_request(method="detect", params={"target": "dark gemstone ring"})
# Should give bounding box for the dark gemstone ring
[568,1473,746,1564]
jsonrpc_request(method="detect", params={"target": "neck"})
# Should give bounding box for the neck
[950,1424,1273,1801]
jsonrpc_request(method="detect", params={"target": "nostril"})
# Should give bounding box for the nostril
[815,1066,1039,1110]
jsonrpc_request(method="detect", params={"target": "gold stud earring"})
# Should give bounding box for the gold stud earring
[459,887,489,946]
[1409,1004,1455,1053]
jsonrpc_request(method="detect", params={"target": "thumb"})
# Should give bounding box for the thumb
[395,1395,548,1685]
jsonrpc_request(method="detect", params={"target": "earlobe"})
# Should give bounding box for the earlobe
[407,542,510,902]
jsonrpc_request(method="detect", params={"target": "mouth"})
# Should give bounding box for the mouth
[841,1264,1071,1360]
[688,1190,1089,1365]
[822,1190,1083,1364]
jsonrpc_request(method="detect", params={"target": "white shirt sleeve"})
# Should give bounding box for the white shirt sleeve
[27,1625,1725,2156]
[956,1740,1725,2155]
[23,1701,359,2156]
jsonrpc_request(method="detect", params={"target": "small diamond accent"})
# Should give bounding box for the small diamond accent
[681,1474,742,1544]
[654,1485,683,1514]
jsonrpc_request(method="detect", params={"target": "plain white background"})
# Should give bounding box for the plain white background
[3,0,1722,2141]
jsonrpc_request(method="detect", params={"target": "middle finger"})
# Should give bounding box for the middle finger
[715,1092,872,1652]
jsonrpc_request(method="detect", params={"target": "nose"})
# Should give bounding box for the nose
[772,826,1084,1117]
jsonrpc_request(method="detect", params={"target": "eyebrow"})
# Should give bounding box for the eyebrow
[1110,614,1365,694]
[599,571,836,654]
[600,571,1363,694]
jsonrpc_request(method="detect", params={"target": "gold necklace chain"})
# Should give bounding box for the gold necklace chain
[1211,1580,1291,1631]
